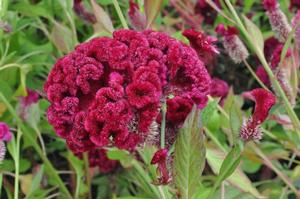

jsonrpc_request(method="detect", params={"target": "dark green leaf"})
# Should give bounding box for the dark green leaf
[173,106,206,199]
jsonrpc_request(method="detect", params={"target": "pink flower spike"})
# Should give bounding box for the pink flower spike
[151,148,171,185]
[240,88,276,141]
[0,141,6,162]
[0,122,12,142]
[183,29,219,55]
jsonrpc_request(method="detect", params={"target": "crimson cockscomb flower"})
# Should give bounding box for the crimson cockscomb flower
[263,0,291,42]
[215,24,249,63]
[183,29,219,68]
[256,66,271,87]
[128,0,146,30]
[151,148,171,185]
[210,78,229,105]
[88,149,118,173]
[44,29,211,153]
[240,88,276,141]
[183,29,219,56]
[0,122,12,142]
[289,0,300,10]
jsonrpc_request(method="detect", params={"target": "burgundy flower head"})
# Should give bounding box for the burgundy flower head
[151,148,171,185]
[270,44,292,68]
[0,122,12,142]
[290,0,300,10]
[263,0,279,11]
[183,29,219,55]
[195,0,221,25]
[240,88,276,141]
[128,0,146,30]
[216,24,249,63]
[256,66,271,87]
[210,78,229,105]
[264,37,280,61]
[44,29,211,153]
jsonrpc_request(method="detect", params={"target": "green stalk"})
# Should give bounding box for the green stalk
[0,92,73,199]
[112,0,129,29]
[160,100,167,149]
[224,0,300,132]
[14,128,21,199]
[83,152,92,199]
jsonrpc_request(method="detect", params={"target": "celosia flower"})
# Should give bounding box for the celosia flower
[240,88,276,141]
[73,0,96,23]
[183,29,219,56]
[256,66,271,87]
[210,78,229,105]
[0,141,5,162]
[264,37,280,61]
[88,149,118,173]
[263,0,291,42]
[44,29,211,153]
[215,24,249,63]
[128,0,146,30]
[0,122,12,142]
[151,148,171,185]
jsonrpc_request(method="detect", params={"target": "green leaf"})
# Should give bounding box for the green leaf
[12,2,51,18]
[242,15,264,51]
[50,21,74,53]
[144,0,163,28]
[201,98,218,127]
[218,144,243,181]
[90,0,114,34]
[173,106,206,199]
[206,148,262,198]
[107,148,133,168]
[28,165,44,195]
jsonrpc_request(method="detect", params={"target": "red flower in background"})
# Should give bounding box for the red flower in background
[256,66,271,87]
[210,78,229,105]
[128,0,146,30]
[0,122,12,142]
[216,24,249,63]
[73,0,96,23]
[290,0,300,10]
[44,29,211,153]
[195,0,221,25]
[151,148,171,185]
[89,149,118,173]
[240,88,276,141]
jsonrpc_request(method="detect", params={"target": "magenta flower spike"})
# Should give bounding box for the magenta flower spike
[151,148,171,185]
[240,88,276,141]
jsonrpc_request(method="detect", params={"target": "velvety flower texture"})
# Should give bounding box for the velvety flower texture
[0,122,12,142]
[263,0,291,42]
[151,148,170,185]
[44,29,211,153]
[215,24,249,63]
[210,78,229,105]
[240,88,276,141]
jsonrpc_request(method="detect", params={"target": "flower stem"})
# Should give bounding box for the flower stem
[243,60,270,91]
[14,128,21,199]
[224,0,300,132]
[160,100,167,149]
[112,0,129,29]
[0,92,73,199]
[83,152,92,199]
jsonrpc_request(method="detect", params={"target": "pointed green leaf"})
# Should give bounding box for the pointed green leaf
[173,106,206,199]
[144,0,163,28]
[201,98,218,127]
[206,148,262,198]
[242,15,264,51]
